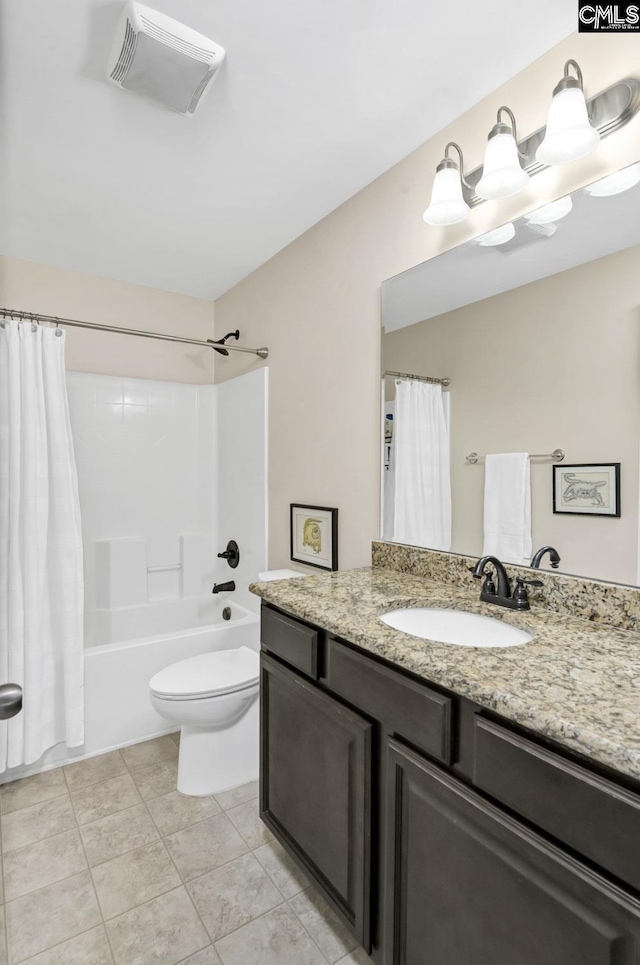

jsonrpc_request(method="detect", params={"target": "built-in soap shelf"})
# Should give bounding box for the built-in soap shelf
[95,533,214,608]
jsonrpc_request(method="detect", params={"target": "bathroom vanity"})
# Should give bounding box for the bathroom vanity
[252,556,640,965]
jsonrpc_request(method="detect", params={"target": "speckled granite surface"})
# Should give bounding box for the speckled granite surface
[372,540,640,632]
[250,566,640,781]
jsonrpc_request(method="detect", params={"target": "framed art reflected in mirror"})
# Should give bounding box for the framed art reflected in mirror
[553,464,621,517]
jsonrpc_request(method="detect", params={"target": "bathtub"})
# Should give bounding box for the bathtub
[2,601,260,781]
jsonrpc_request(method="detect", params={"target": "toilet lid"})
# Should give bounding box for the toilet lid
[150,647,260,699]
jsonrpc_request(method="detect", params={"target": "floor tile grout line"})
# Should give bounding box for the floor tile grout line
[0,788,68,821]
[0,792,77,857]
[103,882,210,963]
[96,845,184,924]
[11,923,114,965]
[145,797,222,838]
[160,827,291,950]
[1,827,91,905]
[2,903,7,965]
[179,838,310,899]
[152,809,217,952]
[285,893,347,965]
[171,840,257,888]
[177,833,325,955]
[79,804,162,870]
[62,764,116,964]
[224,804,273,854]
[4,872,109,965]
[208,893,332,964]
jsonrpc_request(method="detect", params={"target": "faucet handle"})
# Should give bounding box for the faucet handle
[516,576,543,588]
[513,575,542,608]
[468,566,496,595]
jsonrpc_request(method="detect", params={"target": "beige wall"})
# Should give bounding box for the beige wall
[0,256,215,383]
[213,33,640,573]
[384,245,640,585]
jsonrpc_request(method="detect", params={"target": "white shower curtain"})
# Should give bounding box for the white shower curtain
[391,379,451,550]
[0,322,84,771]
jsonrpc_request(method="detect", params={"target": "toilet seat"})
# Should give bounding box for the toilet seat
[150,646,259,701]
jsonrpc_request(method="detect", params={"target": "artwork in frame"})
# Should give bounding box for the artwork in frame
[290,504,339,571]
[553,463,620,517]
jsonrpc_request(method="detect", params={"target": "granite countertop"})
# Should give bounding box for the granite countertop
[250,566,640,781]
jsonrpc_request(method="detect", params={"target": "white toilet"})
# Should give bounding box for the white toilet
[149,646,260,796]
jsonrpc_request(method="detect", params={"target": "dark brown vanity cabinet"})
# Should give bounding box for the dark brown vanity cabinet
[260,651,372,946]
[259,603,640,965]
[385,739,640,965]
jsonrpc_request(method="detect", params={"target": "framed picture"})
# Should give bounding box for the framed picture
[553,463,620,517]
[290,504,338,571]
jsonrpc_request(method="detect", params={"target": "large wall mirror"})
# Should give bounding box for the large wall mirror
[380,160,640,585]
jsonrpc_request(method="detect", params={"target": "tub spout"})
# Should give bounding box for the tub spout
[212,580,236,594]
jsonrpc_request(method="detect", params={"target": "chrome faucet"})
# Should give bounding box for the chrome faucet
[531,545,561,570]
[469,556,542,611]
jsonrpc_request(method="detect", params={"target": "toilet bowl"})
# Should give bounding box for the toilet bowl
[149,646,260,796]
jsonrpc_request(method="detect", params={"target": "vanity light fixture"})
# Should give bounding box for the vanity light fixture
[524,195,573,226]
[474,223,516,246]
[476,107,529,200]
[536,60,600,166]
[422,66,639,229]
[584,160,640,197]
[423,142,471,226]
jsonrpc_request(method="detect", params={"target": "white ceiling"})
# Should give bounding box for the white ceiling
[0,0,575,300]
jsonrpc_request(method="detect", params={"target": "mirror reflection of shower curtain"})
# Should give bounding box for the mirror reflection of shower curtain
[384,379,451,550]
[0,322,84,771]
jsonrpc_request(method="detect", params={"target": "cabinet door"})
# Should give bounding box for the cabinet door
[260,652,372,947]
[385,738,640,965]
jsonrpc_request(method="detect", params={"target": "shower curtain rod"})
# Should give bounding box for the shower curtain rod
[384,370,450,387]
[0,308,269,360]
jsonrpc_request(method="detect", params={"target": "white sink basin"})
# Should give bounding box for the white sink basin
[379,607,533,649]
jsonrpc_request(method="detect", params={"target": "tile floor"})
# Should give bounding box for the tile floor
[0,734,374,965]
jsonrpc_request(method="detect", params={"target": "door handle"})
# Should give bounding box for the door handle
[0,684,22,720]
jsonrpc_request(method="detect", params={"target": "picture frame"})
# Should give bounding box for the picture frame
[290,504,339,571]
[552,463,620,517]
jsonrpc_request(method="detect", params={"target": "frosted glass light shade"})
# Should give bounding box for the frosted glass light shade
[524,195,573,226]
[536,86,600,165]
[476,223,516,246]
[584,161,640,197]
[476,132,529,200]
[423,167,470,226]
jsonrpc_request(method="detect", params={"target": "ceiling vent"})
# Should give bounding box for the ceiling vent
[106,2,226,116]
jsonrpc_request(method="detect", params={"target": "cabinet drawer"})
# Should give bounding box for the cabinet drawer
[474,715,640,892]
[326,638,452,764]
[261,606,319,679]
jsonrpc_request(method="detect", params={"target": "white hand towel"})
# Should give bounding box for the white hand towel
[483,453,532,566]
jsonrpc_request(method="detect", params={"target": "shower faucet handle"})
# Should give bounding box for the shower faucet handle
[217,540,240,569]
